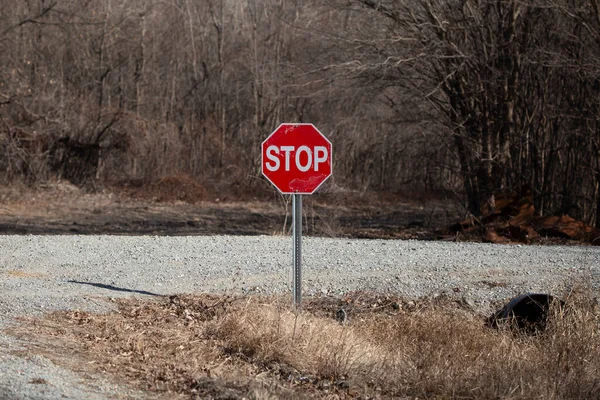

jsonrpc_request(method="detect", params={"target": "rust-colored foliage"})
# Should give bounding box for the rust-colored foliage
[447,185,600,245]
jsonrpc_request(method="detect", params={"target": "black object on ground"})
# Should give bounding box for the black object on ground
[488,293,564,333]
[335,308,347,324]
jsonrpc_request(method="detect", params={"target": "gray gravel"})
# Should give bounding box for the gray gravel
[1,235,599,399]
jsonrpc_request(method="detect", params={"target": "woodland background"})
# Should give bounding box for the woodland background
[1,0,599,228]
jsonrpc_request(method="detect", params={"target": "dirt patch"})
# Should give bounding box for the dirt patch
[0,184,459,238]
[4,270,49,279]
[7,291,600,399]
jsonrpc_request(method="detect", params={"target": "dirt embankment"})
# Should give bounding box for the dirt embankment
[3,180,598,245]
[0,181,460,239]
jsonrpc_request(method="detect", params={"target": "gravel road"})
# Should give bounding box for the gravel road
[1,235,599,399]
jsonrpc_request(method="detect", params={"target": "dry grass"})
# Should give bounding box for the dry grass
[8,291,600,399]
[115,174,207,204]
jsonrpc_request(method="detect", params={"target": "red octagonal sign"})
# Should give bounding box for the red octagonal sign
[262,123,332,194]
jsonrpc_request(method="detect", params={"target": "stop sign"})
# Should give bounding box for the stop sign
[262,123,332,194]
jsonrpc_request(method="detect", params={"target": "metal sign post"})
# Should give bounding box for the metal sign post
[292,193,302,309]
[261,124,332,310]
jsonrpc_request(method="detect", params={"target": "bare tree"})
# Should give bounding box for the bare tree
[1,0,598,228]
[337,0,600,224]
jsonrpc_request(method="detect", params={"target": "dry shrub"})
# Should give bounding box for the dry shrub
[535,290,600,398]
[9,291,600,399]
[359,290,600,399]
[212,299,378,383]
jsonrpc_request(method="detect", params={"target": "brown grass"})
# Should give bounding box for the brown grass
[114,174,207,204]
[7,291,600,399]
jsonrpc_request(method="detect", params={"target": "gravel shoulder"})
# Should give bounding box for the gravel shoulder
[1,235,599,398]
